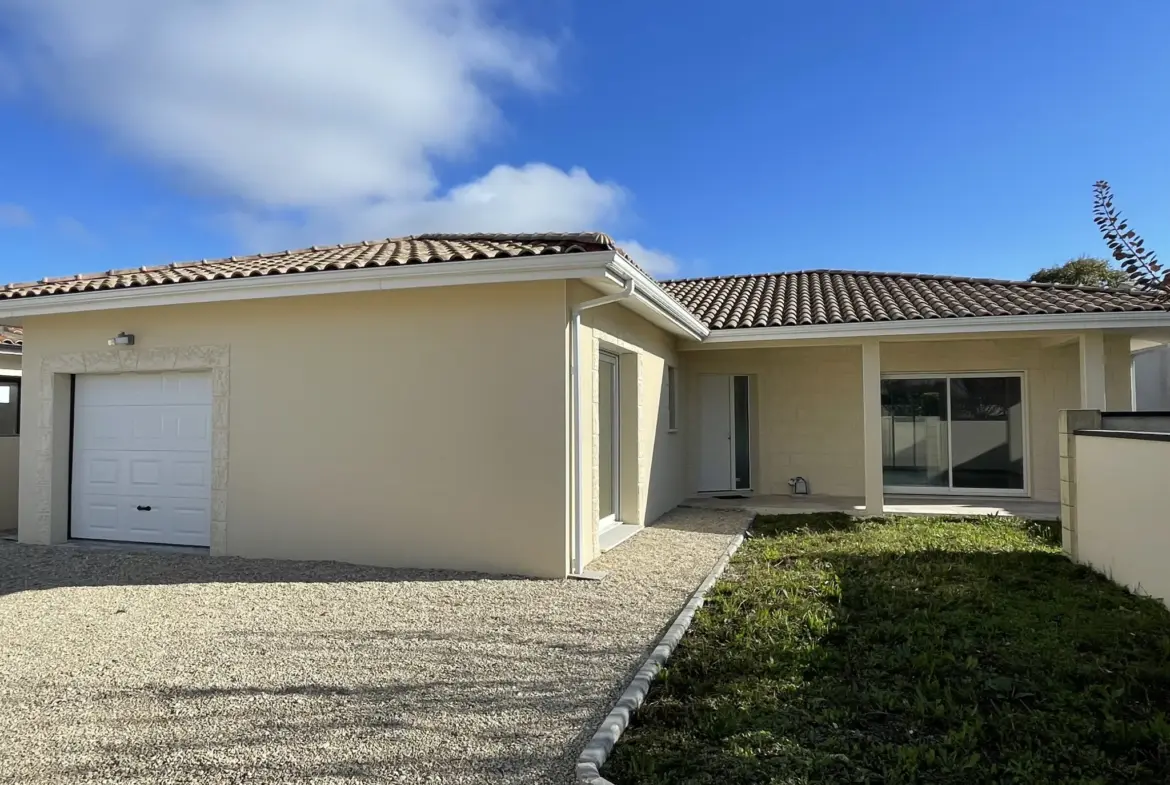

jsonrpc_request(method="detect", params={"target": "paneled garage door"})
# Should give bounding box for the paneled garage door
[71,372,213,546]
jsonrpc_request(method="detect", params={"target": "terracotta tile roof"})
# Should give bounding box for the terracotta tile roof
[0,326,20,346]
[2,229,1164,335]
[661,270,1168,330]
[0,233,618,300]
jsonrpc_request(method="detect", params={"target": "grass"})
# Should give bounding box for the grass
[601,514,1170,784]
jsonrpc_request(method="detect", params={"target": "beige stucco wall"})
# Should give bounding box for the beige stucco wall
[0,352,20,531]
[682,335,1134,502]
[683,345,859,497]
[19,282,571,578]
[570,282,685,564]
[1072,433,1170,607]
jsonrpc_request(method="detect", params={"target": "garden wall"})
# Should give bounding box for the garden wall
[1060,409,1170,608]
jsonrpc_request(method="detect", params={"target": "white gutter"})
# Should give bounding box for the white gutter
[0,252,619,321]
[0,249,710,342]
[570,278,636,577]
[691,309,1170,346]
[607,256,709,341]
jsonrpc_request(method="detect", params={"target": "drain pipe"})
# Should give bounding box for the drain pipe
[570,278,636,576]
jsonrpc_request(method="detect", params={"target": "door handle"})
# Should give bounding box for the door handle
[136,505,152,512]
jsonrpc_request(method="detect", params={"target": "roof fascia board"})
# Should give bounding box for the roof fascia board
[695,311,1170,345]
[607,256,710,341]
[0,251,617,320]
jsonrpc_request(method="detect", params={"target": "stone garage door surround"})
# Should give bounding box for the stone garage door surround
[26,344,230,554]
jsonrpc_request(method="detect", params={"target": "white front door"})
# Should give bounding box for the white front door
[699,374,733,491]
[71,372,213,547]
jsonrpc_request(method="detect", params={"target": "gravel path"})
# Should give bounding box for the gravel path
[0,507,751,785]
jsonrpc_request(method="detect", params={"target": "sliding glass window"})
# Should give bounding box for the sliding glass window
[881,374,1025,494]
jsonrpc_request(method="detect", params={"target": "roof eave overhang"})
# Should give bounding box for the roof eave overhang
[0,250,711,341]
[0,252,620,323]
[601,256,710,341]
[686,310,1170,348]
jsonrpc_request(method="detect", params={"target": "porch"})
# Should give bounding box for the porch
[680,330,1137,516]
[683,493,1060,520]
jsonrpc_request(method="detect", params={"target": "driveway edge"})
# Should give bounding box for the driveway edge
[574,530,748,785]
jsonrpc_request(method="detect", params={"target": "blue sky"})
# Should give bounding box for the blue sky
[1,0,1168,284]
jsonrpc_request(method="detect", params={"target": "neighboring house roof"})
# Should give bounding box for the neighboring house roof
[0,233,617,300]
[0,326,21,347]
[662,270,1167,330]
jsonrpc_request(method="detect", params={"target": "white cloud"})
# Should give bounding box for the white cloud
[0,203,32,228]
[0,0,677,267]
[0,0,557,209]
[229,162,627,251]
[615,239,679,277]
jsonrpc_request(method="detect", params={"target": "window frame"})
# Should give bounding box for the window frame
[0,377,20,437]
[880,370,1028,497]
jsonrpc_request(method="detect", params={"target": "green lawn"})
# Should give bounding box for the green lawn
[602,514,1170,785]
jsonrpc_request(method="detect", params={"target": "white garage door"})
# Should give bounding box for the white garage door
[71,372,213,547]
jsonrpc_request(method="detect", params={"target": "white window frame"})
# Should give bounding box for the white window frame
[599,351,621,531]
[666,365,679,432]
[880,370,1030,498]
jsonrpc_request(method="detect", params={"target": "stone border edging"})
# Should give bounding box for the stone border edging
[575,530,748,785]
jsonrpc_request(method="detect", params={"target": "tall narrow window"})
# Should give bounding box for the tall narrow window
[667,365,678,431]
[733,375,751,490]
[0,380,19,436]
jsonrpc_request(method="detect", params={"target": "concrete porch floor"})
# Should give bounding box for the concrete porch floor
[683,494,1060,521]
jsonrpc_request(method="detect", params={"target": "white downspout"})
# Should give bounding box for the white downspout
[570,278,636,576]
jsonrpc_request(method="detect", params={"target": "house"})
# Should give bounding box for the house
[1133,343,1170,409]
[0,326,21,533]
[3,233,1167,578]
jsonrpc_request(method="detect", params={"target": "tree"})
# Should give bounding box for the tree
[1028,256,1130,288]
[1092,180,1168,298]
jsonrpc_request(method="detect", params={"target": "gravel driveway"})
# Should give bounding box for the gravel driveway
[0,507,750,785]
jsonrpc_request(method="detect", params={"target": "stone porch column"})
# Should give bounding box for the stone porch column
[861,340,884,516]
[1079,330,1107,410]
